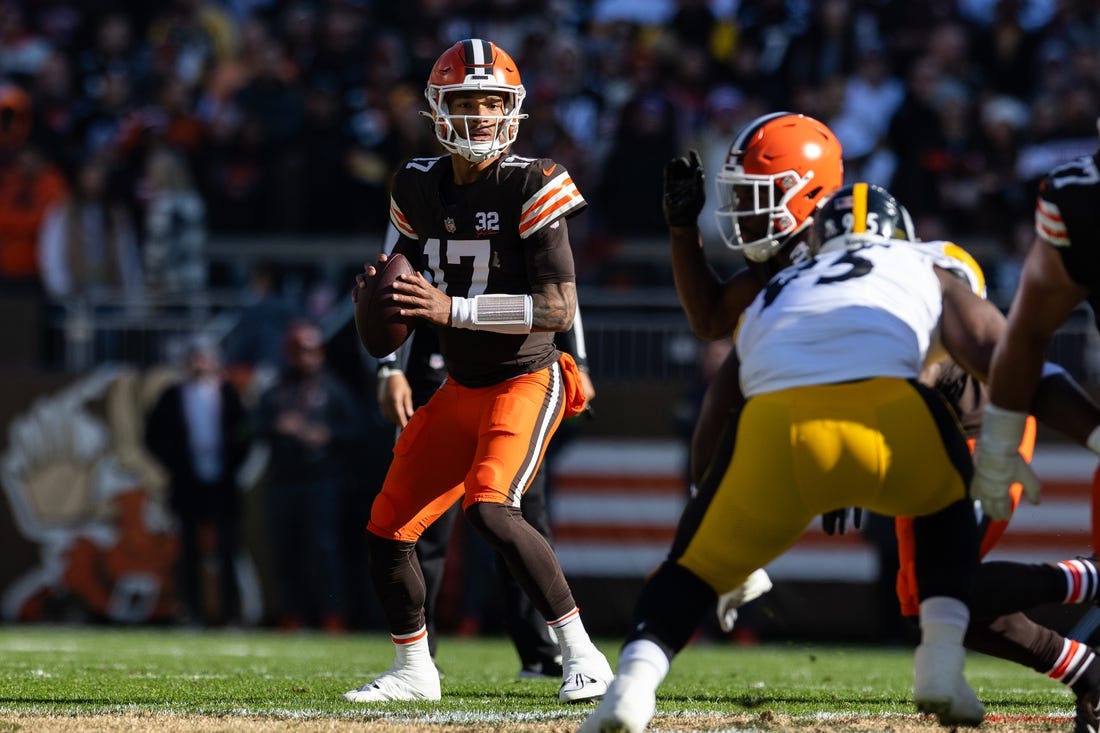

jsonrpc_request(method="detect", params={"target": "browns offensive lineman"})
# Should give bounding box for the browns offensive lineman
[343,38,612,704]
[974,127,1100,520]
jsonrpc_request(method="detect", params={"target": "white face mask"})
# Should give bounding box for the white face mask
[423,85,527,163]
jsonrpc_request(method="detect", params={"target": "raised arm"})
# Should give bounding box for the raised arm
[664,151,764,339]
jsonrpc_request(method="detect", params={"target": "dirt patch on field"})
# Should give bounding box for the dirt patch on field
[0,711,1076,732]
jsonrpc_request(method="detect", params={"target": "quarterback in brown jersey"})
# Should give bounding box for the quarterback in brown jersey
[343,38,613,705]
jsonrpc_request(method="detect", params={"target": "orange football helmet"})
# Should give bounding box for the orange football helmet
[423,39,526,163]
[714,112,843,262]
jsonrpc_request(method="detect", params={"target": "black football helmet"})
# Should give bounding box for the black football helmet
[812,182,916,253]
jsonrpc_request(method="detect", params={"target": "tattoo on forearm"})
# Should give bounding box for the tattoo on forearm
[532,284,576,331]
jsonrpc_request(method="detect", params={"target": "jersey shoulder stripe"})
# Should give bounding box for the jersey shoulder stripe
[939,241,986,298]
[907,239,985,297]
[519,170,585,239]
[1035,196,1070,246]
[389,196,416,238]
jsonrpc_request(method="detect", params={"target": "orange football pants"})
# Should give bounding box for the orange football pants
[367,353,586,542]
[895,416,1037,617]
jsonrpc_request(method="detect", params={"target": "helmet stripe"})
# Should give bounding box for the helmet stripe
[852,182,868,233]
[462,38,492,74]
[730,111,791,154]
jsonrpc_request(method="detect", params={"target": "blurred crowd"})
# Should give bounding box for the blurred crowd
[2,0,1099,636]
[0,0,1098,309]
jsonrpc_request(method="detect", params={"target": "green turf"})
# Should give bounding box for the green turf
[0,626,1074,722]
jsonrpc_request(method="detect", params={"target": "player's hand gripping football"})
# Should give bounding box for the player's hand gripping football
[351,254,389,303]
[662,149,705,228]
[393,271,451,327]
[971,404,1042,521]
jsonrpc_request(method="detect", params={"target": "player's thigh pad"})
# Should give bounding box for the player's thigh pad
[368,381,475,541]
[465,363,566,508]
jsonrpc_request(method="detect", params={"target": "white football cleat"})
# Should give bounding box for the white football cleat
[342,666,441,702]
[577,675,656,733]
[716,569,773,633]
[913,642,984,726]
[559,648,614,703]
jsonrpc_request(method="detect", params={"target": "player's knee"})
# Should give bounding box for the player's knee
[464,501,523,550]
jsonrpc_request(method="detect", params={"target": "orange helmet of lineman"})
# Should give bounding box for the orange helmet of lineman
[422,39,527,163]
[714,112,843,262]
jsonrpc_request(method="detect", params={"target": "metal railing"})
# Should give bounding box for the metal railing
[43,286,1100,392]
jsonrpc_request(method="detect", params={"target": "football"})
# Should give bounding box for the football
[354,253,415,358]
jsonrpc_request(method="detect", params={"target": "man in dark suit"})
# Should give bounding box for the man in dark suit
[145,336,252,626]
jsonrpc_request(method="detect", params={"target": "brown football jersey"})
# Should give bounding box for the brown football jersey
[1035,151,1100,319]
[388,154,584,387]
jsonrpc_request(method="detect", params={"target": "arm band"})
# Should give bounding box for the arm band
[450,294,533,334]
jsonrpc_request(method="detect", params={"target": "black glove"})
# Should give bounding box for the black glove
[662,149,705,228]
[821,507,863,536]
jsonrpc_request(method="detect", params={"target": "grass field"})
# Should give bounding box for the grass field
[0,626,1081,732]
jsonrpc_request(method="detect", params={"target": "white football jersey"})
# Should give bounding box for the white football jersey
[736,235,970,397]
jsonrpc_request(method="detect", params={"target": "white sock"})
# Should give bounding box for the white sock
[616,639,670,692]
[393,627,433,672]
[919,596,969,646]
[549,608,593,658]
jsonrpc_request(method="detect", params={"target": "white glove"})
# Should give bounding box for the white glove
[716,568,773,633]
[971,404,1041,521]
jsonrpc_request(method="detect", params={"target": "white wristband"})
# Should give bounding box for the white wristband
[450,294,533,334]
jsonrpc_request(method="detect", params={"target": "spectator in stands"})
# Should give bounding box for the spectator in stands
[223,261,302,396]
[255,319,364,633]
[145,0,236,90]
[27,51,86,174]
[595,90,680,240]
[0,1,52,81]
[73,10,150,115]
[142,144,207,295]
[4,0,1100,375]
[885,55,947,223]
[37,151,142,301]
[228,36,304,230]
[0,83,67,292]
[145,335,252,626]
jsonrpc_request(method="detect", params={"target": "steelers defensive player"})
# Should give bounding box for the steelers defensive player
[582,181,1100,733]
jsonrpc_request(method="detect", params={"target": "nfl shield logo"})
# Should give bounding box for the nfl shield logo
[444,217,456,233]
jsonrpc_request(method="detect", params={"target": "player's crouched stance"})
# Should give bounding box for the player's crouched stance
[579,183,1006,733]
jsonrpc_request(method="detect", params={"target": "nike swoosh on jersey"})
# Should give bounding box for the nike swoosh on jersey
[542,164,557,176]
